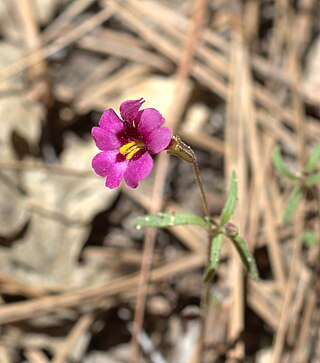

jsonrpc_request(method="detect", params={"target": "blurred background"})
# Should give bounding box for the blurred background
[0,0,319,362]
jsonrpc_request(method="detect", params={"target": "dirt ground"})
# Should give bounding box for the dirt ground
[0,0,319,362]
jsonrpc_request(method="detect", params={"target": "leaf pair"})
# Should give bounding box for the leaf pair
[272,144,320,223]
[205,172,259,282]
[134,171,259,282]
[205,233,259,282]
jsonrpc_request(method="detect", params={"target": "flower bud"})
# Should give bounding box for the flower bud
[167,135,196,164]
[224,222,239,237]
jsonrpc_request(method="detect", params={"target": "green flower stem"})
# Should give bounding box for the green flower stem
[198,230,214,362]
[192,160,211,220]
[168,135,215,362]
[191,159,215,362]
[167,135,211,224]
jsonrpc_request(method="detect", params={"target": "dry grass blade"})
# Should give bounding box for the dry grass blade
[0,0,319,361]
[42,0,97,42]
[0,254,205,325]
[291,291,317,362]
[24,349,50,363]
[11,0,47,80]
[78,34,172,72]
[247,281,281,331]
[271,202,305,362]
[0,5,114,83]
[74,64,149,112]
[0,346,12,363]
[52,313,94,363]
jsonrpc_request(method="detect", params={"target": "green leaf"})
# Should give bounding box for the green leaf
[283,186,304,223]
[134,212,208,229]
[302,229,319,247]
[305,172,320,187]
[204,233,223,282]
[230,236,259,280]
[220,171,238,226]
[272,146,298,181]
[306,144,320,173]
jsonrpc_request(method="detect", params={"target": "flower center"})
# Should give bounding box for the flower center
[119,140,145,159]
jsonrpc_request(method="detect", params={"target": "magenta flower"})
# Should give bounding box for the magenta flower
[91,99,172,189]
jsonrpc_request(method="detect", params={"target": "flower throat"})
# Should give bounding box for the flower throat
[119,140,145,160]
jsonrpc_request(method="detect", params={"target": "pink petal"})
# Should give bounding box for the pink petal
[138,108,166,136]
[99,109,126,134]
[91,127,122,151]
[105,160,128,189]
[120,99,144,126]
[124,152,153,188]
[92,151,128,189]
[144,127,172,154]
[92,151,114,177]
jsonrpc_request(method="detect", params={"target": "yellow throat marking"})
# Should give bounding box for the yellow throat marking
[119,140,145,160]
